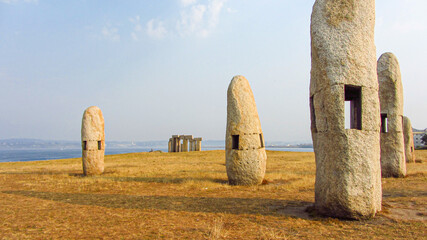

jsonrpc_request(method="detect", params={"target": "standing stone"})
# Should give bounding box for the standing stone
[310,0,381,219]
[402,116,416,163]
[378,52,406,177]
[182,135,193,152]
[182,138,188,152]
[172,135,180,152]
[168,138,172,152]
[195,137,202,151]
[226,75,266,186]
[171,137,175,152]
[81,106,105,175]
[190,140,196,151]
[188,139,192,151]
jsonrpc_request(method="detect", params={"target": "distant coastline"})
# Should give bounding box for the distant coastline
[0,138,313,163]
[0,138,312,150]
[0,147,313,163]
[204,143,313,149]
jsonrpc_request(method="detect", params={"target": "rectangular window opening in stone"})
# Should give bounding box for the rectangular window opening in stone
[310,96,317,132]
[98,141,102,150]
[83,141,87,150]
[344,85,362,130]
[259,133,264,148]
[232,135,239,150]
[381,113,388,133]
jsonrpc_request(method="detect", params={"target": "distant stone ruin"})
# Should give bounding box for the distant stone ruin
[310,0,382,219]
[402,116,416,163]
[168,135,202,152]
[378,52,406,177]
[81,106,105,176]
[194,137,202,151]
[226,75,266,186]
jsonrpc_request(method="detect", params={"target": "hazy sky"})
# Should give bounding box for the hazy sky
[1,0,426,142]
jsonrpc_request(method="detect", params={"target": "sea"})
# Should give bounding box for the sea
[0,147,313,163]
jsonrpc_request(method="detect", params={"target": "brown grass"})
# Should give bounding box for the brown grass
[0,150,426,239]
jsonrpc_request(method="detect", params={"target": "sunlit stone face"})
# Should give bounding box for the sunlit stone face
[81,106,105,176]
[226,75,266,186]
[310,0,381,219]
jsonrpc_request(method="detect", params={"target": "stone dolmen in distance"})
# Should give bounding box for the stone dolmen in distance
[310,0,382,219]
[378,52,406,177]
[193,137,202,151]
[226,75,266,186]
[402,116,416,163]
[81,106,105,176]
[168,135,202,152]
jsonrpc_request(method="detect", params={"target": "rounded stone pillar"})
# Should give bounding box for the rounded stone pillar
[402,116,416,163]
[81,106,105,176]
[226,75,266,186]
[378,52,406,177]
[310,0,381,219]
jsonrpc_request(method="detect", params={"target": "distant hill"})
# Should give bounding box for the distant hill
[413,128,427,133]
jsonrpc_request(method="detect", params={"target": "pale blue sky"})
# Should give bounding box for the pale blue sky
[0,0,426,142]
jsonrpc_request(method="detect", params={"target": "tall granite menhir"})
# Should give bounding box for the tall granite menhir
[81,106,105,176]
[226,75,266,185]
[310,0,382,219]
[402,116,416,163]
[378,52,406,177]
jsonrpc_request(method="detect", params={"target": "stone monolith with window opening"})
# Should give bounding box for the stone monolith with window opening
[309,0,382,219]
[81,106,105,175]
[378,52,406,177]
[226,75,266,185]
[402,116,416,163]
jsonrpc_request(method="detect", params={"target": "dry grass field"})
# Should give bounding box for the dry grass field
[0,150,426,239]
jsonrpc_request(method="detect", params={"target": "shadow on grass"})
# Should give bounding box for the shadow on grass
[100,176,304,185]
[2,190,312,219]
[0,169,127,177]
[0,171,80,176]
[382,189,427,198]
[101,176,229,184]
